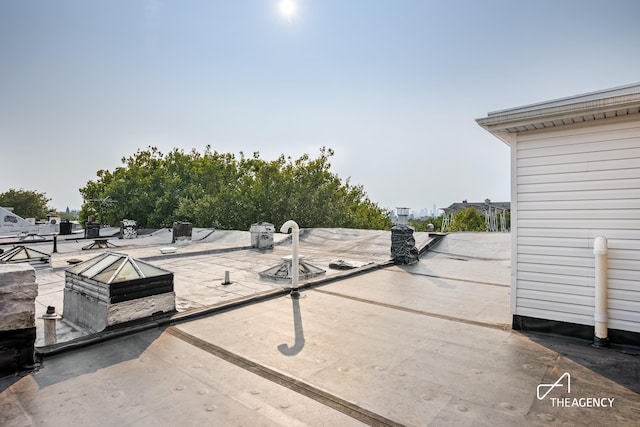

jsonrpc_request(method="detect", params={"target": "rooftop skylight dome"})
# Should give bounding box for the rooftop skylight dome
[64,252,175,332]
[0,245,50,268]
[66,251,170,286]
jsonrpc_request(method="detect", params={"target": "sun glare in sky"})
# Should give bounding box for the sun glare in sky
[278,0,297,21]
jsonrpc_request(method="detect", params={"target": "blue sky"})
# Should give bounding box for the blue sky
[1,1,639,214]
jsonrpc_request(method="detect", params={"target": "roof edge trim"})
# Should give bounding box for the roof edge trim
[486,82,640,117]
[476,83,640,144]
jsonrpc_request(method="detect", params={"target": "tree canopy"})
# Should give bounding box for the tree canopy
[449,207,486,232]
[79,146,392,230]
[410,215,443,232]
[0,189,52,219]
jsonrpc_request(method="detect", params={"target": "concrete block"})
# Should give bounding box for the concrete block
[0,264,37,331]
[107,292,176,326]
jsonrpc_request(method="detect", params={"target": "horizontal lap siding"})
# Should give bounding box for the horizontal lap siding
[515,118,640,332]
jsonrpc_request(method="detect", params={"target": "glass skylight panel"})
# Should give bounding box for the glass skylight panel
[12,251,29,260]
[92,258,126,283]
[81,253,122,278]
[65,252,170,284]
[66,253,107,275]
[136,261,168,278]
[112,261,140,283]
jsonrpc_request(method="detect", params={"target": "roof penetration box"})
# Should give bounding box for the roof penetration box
[63,252,175,332]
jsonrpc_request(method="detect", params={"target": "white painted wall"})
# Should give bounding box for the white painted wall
[512,115,640,333]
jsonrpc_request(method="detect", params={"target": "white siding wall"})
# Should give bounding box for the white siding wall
[514,116,640,333]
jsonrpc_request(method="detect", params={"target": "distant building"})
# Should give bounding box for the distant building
[477,82,640,346]
[440,199,510,232]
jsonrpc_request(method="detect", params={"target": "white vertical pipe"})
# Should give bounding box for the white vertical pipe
[593,236,609,346]
[41,306,62,346]
[281,220,299,297]
[43,318,57,346]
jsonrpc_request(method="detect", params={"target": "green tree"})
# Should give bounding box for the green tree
[0,189,51,219]
[410,215,443,232]
[58,209,78,221]
[79,146,392,230]
[449,207,486,232]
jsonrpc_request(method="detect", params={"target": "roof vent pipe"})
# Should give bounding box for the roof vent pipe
[280,220,300,298]
[396,207,410,226]
[391,207,418,264]
[593,236,609,347]
[40,306,62,346]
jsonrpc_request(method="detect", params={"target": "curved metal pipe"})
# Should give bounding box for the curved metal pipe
[280,220,300,298]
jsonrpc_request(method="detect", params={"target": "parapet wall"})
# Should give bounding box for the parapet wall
[0,264,38,331]
[0,263,38,373]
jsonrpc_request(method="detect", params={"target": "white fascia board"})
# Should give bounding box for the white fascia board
[476,82,640,145]
[489,82,640,116]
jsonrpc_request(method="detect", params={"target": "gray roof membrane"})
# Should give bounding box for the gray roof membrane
[1,229,638,426]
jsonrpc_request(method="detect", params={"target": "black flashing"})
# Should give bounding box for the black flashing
[513,315,640,348]
[0,327,36,374]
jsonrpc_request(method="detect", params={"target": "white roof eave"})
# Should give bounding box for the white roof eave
[476,83,640,145]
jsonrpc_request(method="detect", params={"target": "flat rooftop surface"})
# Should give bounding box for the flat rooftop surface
[2,230,640,426]
[13,227,432,345]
